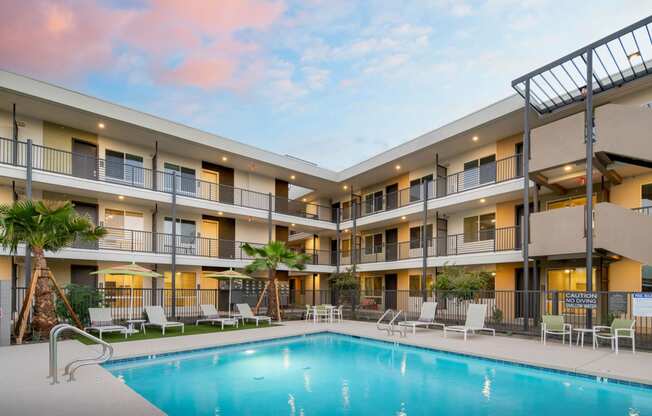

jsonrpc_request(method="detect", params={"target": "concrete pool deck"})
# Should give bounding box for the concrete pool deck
[2,320,652,415]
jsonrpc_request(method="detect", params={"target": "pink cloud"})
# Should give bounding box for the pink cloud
[0,0,285,90]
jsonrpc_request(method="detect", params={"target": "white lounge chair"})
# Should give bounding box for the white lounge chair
[196,304,239,330]
[85,308,127,339]
[236,303,272,326]
[145,306,185,335]
[398,302,442,334]
[444,304,495,341]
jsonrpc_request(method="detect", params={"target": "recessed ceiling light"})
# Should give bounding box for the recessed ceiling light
[218,211,223,216]
[564,269,571,274]
[472,136,479,142]
[291,223,296,227]
[395,165,401,170]
[290,175,296,180]
[401,216,406,220]
[222,156,228,162]
[491,272,496,276]
[98,122,105,129]
[480,198,486,203]
[564,165,573,172]
[344,229,349,233]
[118,195,124,200]
[343,185,348,190]
[302,198,307,202]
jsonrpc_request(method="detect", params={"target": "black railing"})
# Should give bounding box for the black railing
[0,137,333,222]
[340,226,520,265]
[10,287,652,349]
[341,154,523,220]
[633,206,652,216]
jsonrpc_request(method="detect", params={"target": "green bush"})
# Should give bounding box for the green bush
[492,308,504,323]
[328,267,359,290]
[433,265,494,300]
[55,284,104,325]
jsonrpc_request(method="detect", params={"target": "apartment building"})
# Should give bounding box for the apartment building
[0,17,651,319]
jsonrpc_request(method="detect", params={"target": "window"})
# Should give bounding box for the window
[106,150,144,185]
[463,213,496,242]
[104,209,144,230]
[364,233,383,255]
[642,184,652,207]
[410,175,433,202]
[409,224,433,249]
[364,191,384,214]
[165,217,196,246]
[644,266,652,292]
[547,195,596,210]
[164,162,196,194]
[409,275,433,296]
[463,155,496,189]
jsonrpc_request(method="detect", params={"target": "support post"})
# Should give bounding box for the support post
[352,201,357,268]
[522,78,531,331]
[12,104,18,165]
[335,208,341,273]
[532,184,539,291]
[585,47,595,328]
[24,139,32,289]
[421,180,428,301]
[152,141,158,191]
[171,172,177,318]
[268,192,273,242]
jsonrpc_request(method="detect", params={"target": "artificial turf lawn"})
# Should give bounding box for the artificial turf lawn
[76,321,276,344]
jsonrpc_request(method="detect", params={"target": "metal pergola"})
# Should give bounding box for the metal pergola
[511,15,652,328]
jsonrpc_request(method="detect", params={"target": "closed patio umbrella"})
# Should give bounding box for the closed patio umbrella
[91,262,162,321]
[202,269,254,317]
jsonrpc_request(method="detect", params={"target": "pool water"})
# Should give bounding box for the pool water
[105,333,652,415]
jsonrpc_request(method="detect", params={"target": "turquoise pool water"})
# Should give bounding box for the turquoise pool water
[105,333,652,415]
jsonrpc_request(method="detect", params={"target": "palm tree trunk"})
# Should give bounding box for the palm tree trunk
[31,248,58,337]
[268,270,281,321]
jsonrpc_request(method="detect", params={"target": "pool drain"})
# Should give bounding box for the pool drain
[254,376,264,380]
[303,366,311,370]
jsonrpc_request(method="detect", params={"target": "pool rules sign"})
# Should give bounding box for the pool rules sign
[633,293,652,317]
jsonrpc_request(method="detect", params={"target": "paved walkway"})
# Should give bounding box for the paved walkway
[2,320,651,415]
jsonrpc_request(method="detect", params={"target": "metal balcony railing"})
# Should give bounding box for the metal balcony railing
[0,137,333,222]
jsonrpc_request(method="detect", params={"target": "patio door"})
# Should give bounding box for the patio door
[72,139,97,180]
[201,219,219,257]
[385,228,398,261]
[384,274,397,310]
[71,265,98,288]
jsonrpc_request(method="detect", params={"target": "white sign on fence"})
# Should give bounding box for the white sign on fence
[633,293,652,317]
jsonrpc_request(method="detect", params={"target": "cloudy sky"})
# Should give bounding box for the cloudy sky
[2,1,651,170]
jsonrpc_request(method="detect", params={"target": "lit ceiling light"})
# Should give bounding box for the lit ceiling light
[491,272,496,276]
[98,122,105,129]
[395,164,401,171]
[291,223,296,227]
[302,198,307,202]
[564,165,573,172]
[343,185,348,190]
[218,211,223,216]
[628,51,642,63]
[472,136,479,142]
[118,195,125,200]
[290,175,296,180]
[491,218,496,223]
[564,269,571,274]
[247,217,253,222]
[480,198,486,203]
[344,229,349,233]
[401,216,406,220]
[222,156,228,162]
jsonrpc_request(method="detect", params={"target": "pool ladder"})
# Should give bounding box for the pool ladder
[377,309,406,337]
[48,323,114,384]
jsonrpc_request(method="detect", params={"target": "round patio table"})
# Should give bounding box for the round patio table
[573,328,595,348]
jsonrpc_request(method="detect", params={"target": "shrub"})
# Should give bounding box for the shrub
[56,284,104,325]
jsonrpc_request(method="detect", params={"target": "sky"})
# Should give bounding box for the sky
[2,1,652,171]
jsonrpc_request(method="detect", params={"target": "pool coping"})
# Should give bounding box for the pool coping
[104,329,652,391]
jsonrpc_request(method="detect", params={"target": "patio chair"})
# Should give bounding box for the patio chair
[443,304,495,341]
[144,306,185,335]
[314,304,331,323]
[196,304,238,330]
[333,305,344,323]
[593,319,636,354]
[541,315,572,347]
[304,305,313,321]
[398,302,442,334]
[85,308,128,340]
[236,303,272,326]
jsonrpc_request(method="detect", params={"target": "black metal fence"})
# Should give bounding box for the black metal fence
[11,287,652,348]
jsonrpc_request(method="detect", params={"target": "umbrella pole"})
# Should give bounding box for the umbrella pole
[228,278,232,317]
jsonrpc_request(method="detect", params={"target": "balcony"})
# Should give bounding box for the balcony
[0,138,333,223]
[339,226,520,266]
[340,154,522,220]
[531,103,652,172]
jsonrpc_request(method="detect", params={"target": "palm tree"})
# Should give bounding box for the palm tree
[242,241,310,321]
[0,200,106,338]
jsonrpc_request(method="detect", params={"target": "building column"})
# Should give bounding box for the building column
[335,208,341,273]
[522,78,531,331]
[268,192,273,242]
[171,172,177,318]
[585,47,595,328]
[351,201,357,269]
[421,180,428,301]
[24,139,32,288]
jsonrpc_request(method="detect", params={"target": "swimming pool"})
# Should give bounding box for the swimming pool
[105,332,652,415]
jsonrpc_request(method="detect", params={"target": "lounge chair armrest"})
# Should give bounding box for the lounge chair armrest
[593,325,610,331]
[615,328,634,336]
[563,323,572,330]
